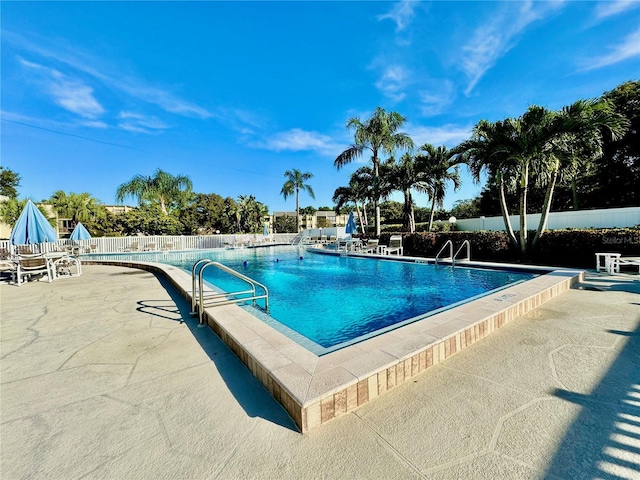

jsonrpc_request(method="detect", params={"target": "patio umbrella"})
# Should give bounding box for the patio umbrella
[345,211,357,235]
[263,223,269,236]
[10,200,58,245]
[70,222,92,241]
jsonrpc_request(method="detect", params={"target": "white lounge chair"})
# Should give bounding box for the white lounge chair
[386,235,403,256]
[610,256,640,274]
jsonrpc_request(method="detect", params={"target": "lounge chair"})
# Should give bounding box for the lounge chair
[610,256,640,274]
[163,242,174,251]
[0,259,17,283]
[15,254,56,286]
[123,241,139,252]
[385,235,403,256]
[362,239,379,254]
[143,242,156,251]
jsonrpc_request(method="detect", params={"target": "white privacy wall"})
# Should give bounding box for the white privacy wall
[455,207,640,231]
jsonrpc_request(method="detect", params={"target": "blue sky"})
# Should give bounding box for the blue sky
[2,1,639,213]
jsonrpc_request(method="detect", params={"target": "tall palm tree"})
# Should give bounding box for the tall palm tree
[280,169,315,232]
[389,152,431,233]
[116,169,193,215]
[415,145,462,232]
[335,107,414,236]
[461,102,627,256]
[531,99,627,248]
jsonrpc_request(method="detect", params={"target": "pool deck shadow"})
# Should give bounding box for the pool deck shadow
[152,272,298,432]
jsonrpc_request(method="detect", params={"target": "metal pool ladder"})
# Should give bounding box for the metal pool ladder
[453,240,471,264]
[435,240,453,265]
[191,260,269,326]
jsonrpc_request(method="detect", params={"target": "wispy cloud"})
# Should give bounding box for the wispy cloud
[459,1,565,95]
[580,28,640,71]
[19,58,105,119]
[375,65,411,102]
[6,30,212,121]
[418,80,455,116]
[406,124,472,148]
[117,111,168,134]
[595,0,639,19]
[377,0,418,32]
[254,128,343,156]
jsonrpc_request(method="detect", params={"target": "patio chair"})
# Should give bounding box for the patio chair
[15,254,56,286]
[143,242,156,251]
[386,235,403,256]
[0,259,17,283]
[90,244,98,253]
[123,241,139,252]
[163,242,174,251]
[54,255,82,278]
[17,245,34,255]
[610,256,640,274]
[362,239,379,254]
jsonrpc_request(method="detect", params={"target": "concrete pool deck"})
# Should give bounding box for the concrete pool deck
[1,265,639,478]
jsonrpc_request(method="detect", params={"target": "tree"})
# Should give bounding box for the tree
[416,144,461,232]
[462,103,626,256]
[49,191,106,226]
[280,169,315,232]
[335,107,414,236]
[116,169,193,215]
[531,99,627,248]
[449,198,481,219]
[179,193,233,234]
[333,168,374,234]
[0,198,55,230]
[389,153,430,233]
[236,195,268,233]
[0,167,21,198]
[273,215,297,233]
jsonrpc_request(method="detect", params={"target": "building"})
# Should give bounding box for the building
[271,211,350,232]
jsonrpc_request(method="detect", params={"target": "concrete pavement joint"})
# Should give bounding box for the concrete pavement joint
[439,364,537,400]
[352,411,428,479]
[56,324,128,371]
[210,422,260,479]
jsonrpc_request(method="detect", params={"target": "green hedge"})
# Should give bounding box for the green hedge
[369,228,640,268]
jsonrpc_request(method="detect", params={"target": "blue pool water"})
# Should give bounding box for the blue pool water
[89,246,537,353]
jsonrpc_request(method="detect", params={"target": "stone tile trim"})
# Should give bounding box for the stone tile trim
[84,259,583,433]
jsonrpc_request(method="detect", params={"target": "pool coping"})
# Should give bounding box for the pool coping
[83,254,584,433]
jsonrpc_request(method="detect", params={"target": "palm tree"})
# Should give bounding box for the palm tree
[49,191,104,226]
[415,145,462,232]
[531,99,627,248]
[280,169,315,232]
[116,169,193,215]
[389,152,431,233]
[461,102,627,256]
[335,107,414,236]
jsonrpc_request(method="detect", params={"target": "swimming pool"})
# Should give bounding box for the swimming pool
[88,246,537,354]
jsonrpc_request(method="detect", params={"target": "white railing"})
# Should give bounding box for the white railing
[0,233,298,255]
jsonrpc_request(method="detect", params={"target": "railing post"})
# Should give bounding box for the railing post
[191,259,211,316]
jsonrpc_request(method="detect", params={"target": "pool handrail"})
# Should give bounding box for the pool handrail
[435,240,454,265]
[190,258,211,315]
[197,261,269,325]
[453,240,471,263]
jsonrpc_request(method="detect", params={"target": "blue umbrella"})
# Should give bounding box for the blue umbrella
[345,211,357,234]
[263,223,269,236]
[10,200,58,245]
[70,222,92,241]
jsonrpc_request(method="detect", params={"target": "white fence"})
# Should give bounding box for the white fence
[455,207,640,232]
[0,233,298,254]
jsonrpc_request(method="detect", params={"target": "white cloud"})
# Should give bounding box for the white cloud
[377,0,418,32]
[405,124,472,148]
[18,58,105,118]
[256,128,342,156]
[459,1,565,95]
[7,31,212,120]
[595,0,639,19]
[580,28,640,71]
[375,65,410,102]
[117,111,168,133]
